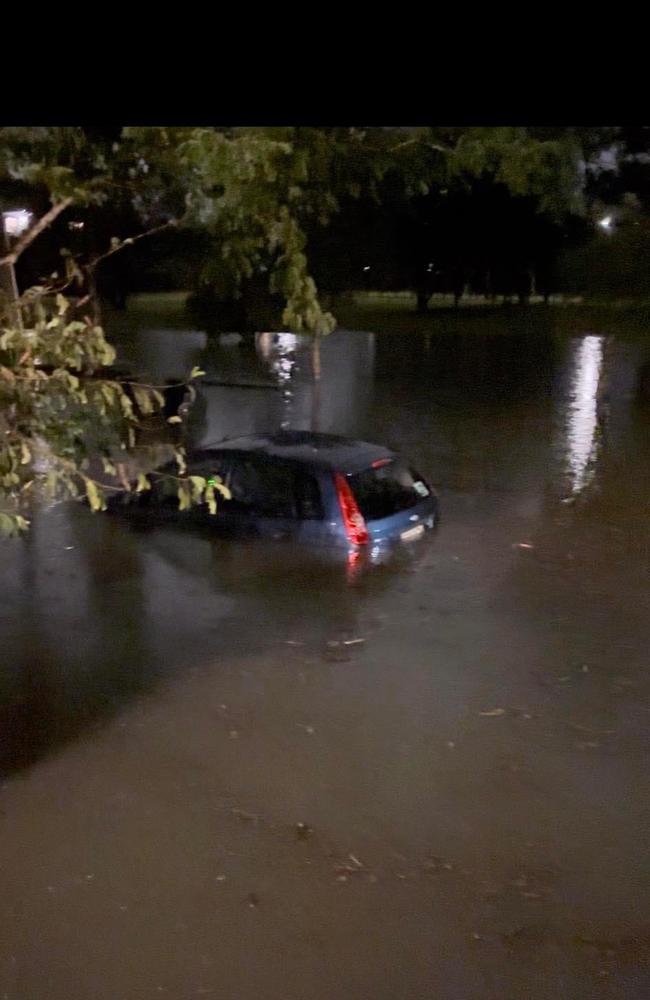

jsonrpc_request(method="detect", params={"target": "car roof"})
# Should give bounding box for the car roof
[193,431,395,473]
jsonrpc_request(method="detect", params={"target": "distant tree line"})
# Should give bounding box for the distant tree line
[6,126,648,331]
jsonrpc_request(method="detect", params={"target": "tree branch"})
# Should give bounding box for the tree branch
[86,216,185,274]
[389,139,451,155]
[0,198,73,266]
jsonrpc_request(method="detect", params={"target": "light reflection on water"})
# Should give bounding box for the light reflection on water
[565,334,605,495]
[257,332,300,428]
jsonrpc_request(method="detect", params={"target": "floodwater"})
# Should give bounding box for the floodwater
[2,300,650,999]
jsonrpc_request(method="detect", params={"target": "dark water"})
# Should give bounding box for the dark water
[2,302,650,999]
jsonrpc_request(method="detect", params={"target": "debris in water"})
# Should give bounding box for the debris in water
[326,637,365,648]
[514,542,534,550]
[333,855,368,878]
[425,857,454,872]
[247,893,259,908]
[571,723,615,736]
[295,822,313,841]
[479,708,505,717]
[232,809,258,824]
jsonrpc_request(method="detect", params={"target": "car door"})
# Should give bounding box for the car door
[225,454,303,540]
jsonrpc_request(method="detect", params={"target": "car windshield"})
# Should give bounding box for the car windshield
[347,461,430,521]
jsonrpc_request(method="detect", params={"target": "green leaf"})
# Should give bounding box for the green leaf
[189,474,206,501]
[101,343,116,366]
[190,366,206,379]
[85,478,103,512]
[177,483,191,511]
[174,449,186,475]
[208,475,231,501]
[167,415,182,424]
[135,473,151,493]
[0,512,21,537]
[101,458,117,476]
[120,393,135,420]
[132,385,154,416]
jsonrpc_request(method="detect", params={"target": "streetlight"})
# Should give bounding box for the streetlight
[2,208,33,237]
[1,208,32,325]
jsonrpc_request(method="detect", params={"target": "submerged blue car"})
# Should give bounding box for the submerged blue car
[112,431,439,560]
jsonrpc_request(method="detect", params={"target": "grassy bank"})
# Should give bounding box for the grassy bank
[331,291,650,338]
[115,289,650,340]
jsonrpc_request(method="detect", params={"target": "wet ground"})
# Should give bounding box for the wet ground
[2,299,650,998]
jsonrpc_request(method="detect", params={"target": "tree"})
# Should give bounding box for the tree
[0,125,599,535]
[0,287,231,537]
[307,127,591,308]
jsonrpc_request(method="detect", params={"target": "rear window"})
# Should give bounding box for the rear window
[347,461,430,521]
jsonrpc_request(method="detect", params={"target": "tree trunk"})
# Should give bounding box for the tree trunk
[311,376,321,433]
[84,266,103,324]
[0,216,22,328]
[312,334,321,382]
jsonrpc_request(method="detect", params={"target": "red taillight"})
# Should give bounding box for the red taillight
[335,472,369,546]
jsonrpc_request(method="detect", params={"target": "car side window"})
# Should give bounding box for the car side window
[228,457,297,518]
[152,455,230,509]
[153,474,180,507]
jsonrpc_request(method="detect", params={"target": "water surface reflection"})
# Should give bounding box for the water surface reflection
[3,307,650,999]
[564,334,605,495]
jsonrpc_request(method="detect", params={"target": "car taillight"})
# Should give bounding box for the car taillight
[335,472,369,546]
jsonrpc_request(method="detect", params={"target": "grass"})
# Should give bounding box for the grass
[332,291,650,339]
[114,289,650,340]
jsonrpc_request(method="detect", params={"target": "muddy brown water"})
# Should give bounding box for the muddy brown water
[2,304,650,999]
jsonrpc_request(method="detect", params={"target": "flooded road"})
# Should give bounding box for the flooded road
[2,300,650,998]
